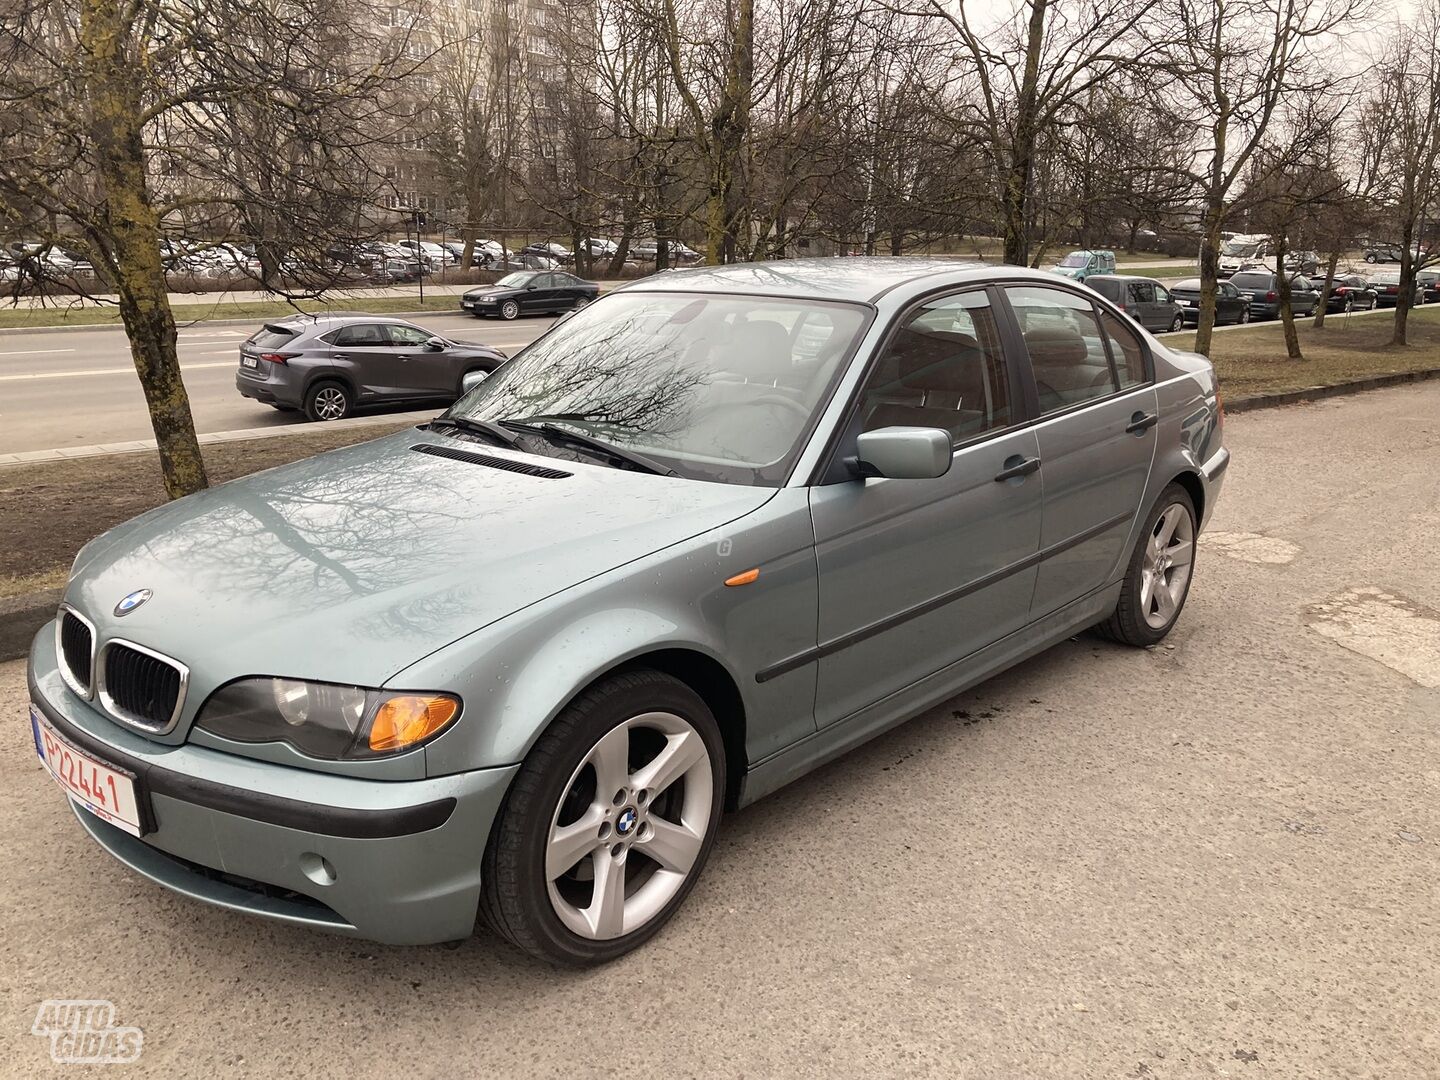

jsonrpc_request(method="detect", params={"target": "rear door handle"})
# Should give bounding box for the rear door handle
[994,456,1041,482]
[1126,412,1159,434]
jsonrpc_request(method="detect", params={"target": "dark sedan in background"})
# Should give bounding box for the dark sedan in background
[1227,270,1321,319]
[461,271,600,319]
[1369,270,1423,308]
[1169,278,1251,326]
[236,314,507,421]
[1317,275,1378,312]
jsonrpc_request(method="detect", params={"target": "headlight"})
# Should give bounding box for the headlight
[196,678,460,760]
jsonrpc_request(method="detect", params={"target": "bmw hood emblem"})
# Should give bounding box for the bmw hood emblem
[114,589,153,617]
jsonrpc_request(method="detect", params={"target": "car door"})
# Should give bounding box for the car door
[384,323,455,396]
[549,272,582,309]
[809,287,1044,727]
[1217,281,1242,321]
[327,323,401,400]
[1004,284,1159,619]
[1152,282,1178,329]
[1127,279,1158,329]
[522,273,557,312]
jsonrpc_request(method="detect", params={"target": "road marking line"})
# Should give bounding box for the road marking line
[0,348,76,356]
[0,361,235,382]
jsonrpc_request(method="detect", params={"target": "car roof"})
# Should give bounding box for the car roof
[267,312,403,329]
[1085,274,1157,284]
[620,256,1006,303]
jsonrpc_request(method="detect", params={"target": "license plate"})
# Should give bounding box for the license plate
[1185,300,1198,307]
[240,355,258,368]
[31,705,144,836]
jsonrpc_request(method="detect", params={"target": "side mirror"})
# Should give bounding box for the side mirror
[850,427,952,480]
[526,282,538,290]
[460,369,490,394]
[424,336,446,351]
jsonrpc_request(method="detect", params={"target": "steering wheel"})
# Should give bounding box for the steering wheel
[743,394,811,421]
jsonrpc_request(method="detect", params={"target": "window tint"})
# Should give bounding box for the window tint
[856,290,1012,441]
[247,325,297,351]
[386,324,433,347]
[1154,283,1171,304]
[332,323,388,347]
[1005,285,1118,414]
[1128,281,1155,304]
[1100,311,1147,388]
[531,273,555,289]
[1230,272,1272,290]
[1219,282,1238,298]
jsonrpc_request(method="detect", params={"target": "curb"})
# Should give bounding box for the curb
[1224,366,1440,413]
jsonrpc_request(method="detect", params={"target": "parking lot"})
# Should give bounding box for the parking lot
[1,381,1436,1076]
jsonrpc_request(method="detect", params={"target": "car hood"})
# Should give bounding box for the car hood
[1050,267,1083,278]
[66,430,773,690]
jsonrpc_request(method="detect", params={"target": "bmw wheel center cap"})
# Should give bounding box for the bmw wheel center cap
[616,807,638,836]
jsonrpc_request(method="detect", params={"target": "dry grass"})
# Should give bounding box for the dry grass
[1165,306,1440,398]
[0,294,470,330]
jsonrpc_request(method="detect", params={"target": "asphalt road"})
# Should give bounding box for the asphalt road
[0,312,553,455]
[2,383,1437,1077]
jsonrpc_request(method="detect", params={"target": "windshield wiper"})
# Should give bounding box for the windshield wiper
[499,417,676,476]
[432,415,521,448]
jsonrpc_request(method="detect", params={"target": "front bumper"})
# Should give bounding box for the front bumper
[28,625,517,944]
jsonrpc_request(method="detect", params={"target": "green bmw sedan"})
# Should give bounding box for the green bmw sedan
[28,258,1227,965]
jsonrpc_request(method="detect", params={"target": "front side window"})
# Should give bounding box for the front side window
[855,290,1013,442]
[386,324,433,347]
[449,291,869,486]
[496,272,535,288]
[1005,285,1117,414]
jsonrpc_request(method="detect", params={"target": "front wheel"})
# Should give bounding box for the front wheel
[480,671,725,966]
[1096,484,1197,647]
[1168,313,1185,333]
[500,299,520,320]
[1238,306,1250,324]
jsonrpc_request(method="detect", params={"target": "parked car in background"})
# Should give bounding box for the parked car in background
[1283,250,1320,275]
[1416,268,1440,304]
[1227,270,1320,319]
[397,240,456,269]
[521,241,573,264]
[474,239,510,266]
[370,258,420,284]
[234,313,506,421]
[1368,270,1422,307]
[1169,278,1251,326]
[500,252,561,271]
[461,270,600,319]
[631,239,703,263]
[1084,275,1186,333]
[583,238,620,257]
[1363,243,1416,264]
[1317,275,1378,312]
[1216,236,1267,277]
[32,259,1226,965]
[1048,249,1116,281]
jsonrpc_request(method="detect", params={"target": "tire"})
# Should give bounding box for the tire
[1096,483,1197,647]
[480,670,726,966]
[500,299,520,320]
[1168,313,1184,333]
[303,381,352,422]
[1365,253,1377,263]
[1239,306,1250,324]
[574,294,592,310]
[1344,296,1354,313]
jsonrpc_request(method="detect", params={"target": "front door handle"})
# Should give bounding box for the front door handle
[1126,412,1159,434]
[396,354,410,361]
[994,456,1041,482]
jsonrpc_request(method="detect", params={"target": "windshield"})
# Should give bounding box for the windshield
[496,272,535,287]
[448,291,870,485]
[1058,253,1090,268]
[1221,241,1260,256]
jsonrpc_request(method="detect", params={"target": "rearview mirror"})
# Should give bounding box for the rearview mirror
[460,370,490,394]
[425,336,446,351]
[851,427,952,480]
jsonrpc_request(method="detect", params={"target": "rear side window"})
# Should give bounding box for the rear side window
[331,324,388,346]
[1099,312,1147,388]
[247,325,297,351]
[1005,285,1116,414]
[1128,281,1156,304]
[856,290,1013,441]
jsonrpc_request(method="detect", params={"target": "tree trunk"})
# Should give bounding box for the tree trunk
[1392,228,1416,345]
[80,0,207,499]
[1313,251,1339,329]
[1273,240,1302,360]
[1194,201,1226,357]
[1001,0,1049,266]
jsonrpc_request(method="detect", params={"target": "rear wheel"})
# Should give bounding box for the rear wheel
[304,381,352,422]
[480,671,725,966]
[1097,484,1197,647]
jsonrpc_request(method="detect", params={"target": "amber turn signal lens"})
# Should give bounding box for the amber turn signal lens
[724,568,760,587]
[368,695,460,752]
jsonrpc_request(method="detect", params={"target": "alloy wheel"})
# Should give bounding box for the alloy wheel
[545,711,713,940]
[1140,503,1195,630]
[501,300,520,319]
[313,387,347,420]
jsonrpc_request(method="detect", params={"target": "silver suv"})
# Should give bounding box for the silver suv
[235,313,507,421]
